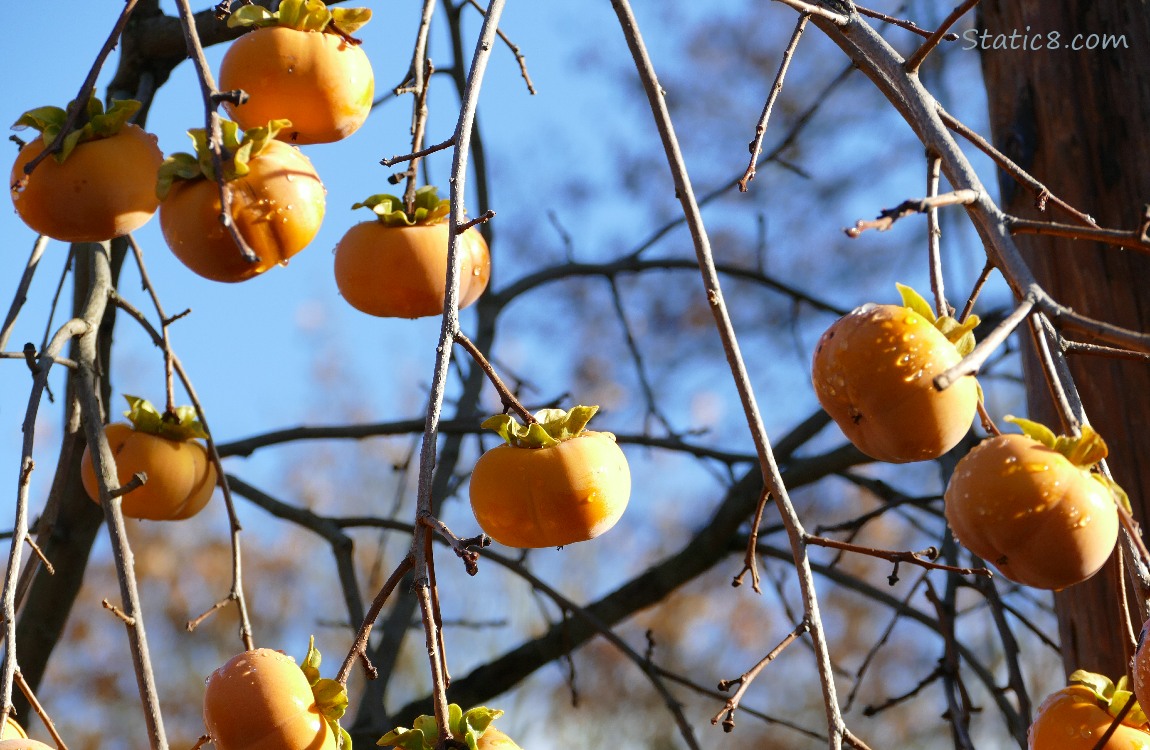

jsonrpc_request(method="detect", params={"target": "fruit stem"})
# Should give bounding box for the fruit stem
[453,332,536,425]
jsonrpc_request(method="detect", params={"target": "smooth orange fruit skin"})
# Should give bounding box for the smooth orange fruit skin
[0,741,54,750]
[159,140,325,283]
[945,433,1118,590]
[205,648,337,750]
[0,718,27,739]
[220,27,374,145]
[80,423,217,521]
[334,223,490,318]
[811,303,979,463]
[469,431,630,548]
[9,124,163,242]
[1028,685,1150,749]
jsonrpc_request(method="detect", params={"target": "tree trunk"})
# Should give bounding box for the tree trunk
[979,0,1150,678]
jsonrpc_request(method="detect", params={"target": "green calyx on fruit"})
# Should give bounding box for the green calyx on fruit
[155,119,290,199]
[300,636,352,750]
[352,185,450,227]
[482,405,600,449]
[1004,415,1131,512]
[377,704,504,750]
[1068,669,1149,727]
[228,0,371,35]
[12,96,141,164]
[896,283,980,357]
[122,395,208,441]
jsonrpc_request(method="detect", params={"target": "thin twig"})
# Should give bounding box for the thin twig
[935,295,1035,390]
[0,236,50,353]
[904,0,979,74]
[854,6,957,40]
[1008,217,1150,255]
[452,331,535,423]
[336,556,415,686]
[407,0,507,741]
[804,536,992,580]
[714,620,811,731]
[925,154,948,316]
[20,0,140,177]
[380,138,456,168]
[173,0,259,265]
[610,2,852,747]
[845,189,982,237]
[464,0,537,94]
[739,14,808,191]
[937,106,1097,227]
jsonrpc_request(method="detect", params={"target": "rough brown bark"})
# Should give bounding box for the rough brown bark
[979,0,1150,678]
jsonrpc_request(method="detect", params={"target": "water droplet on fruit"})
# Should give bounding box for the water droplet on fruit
[287,65,296,74]
[286,174,295,182]
[279,259,290,267]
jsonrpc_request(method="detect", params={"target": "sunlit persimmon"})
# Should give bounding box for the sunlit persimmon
[469,406,630,548]
[205,639,350,750]
[0,740,53,750]
[204,648,339,750]
[811,284,980,463]
[334,186,490,318]
[157,121,325,283]
[379,704,522,750]
[220,1,373,144]
[944,419,1121,591]
[1029,671,1150,749]
[79,396,216,522]
[9,99,163,242]
[335,223,490,318]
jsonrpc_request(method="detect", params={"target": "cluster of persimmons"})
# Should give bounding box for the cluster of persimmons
[6,1,633,748]
[811,283,1141,748]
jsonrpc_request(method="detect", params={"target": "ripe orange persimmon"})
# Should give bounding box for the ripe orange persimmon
[0,741,53,750]
[1029,671,1150,749]
[811,284,980,463]
[204,639,350,750]
[944,419,1121,590]
[220,1,373,144]
[379,704,523,750]
[80,396,216,521]
[469,405,630,548]
[334,187,490,318]
[9,99,163,242]
[157,120,325,283]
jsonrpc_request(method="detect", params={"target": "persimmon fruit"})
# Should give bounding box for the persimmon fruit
[1029,671,1150,749]
[9,99,163,242]
[80,396,216,521]
[811,284,980,463]
[220,1,373,144]
[944,419,1121,590]
[204,648,339,750]
[334,186,490,318]
[0,741,53,750]
[469,406,630,548]
[157,121,326,283]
